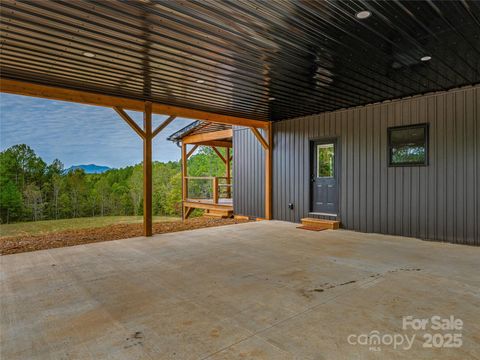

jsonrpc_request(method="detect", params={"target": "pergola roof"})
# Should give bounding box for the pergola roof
[1,0,479,122]
[167,121,231,142]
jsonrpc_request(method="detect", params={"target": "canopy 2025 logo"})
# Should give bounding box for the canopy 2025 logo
[347,315,463,352]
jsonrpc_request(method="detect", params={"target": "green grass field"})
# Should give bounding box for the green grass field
[0,216,180,237]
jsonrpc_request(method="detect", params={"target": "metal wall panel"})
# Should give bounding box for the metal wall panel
[233,85,479,245]
[232,127,265,218]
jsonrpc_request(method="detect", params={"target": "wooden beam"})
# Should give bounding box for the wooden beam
[212,146,226,163]
[181,142,188,220]
[265,122,273,220]
[194,140,232,148]
[143,102,153,236]
[152,115,176,138]
[226,148,231,174]
[113,107,145,139]
[249,127,268,150]
[184,206,194,219]
[234,215,250,221]
[1,78,268,128]
[186,145,198,158]
[183,201,232,211]
[183,129,233,144]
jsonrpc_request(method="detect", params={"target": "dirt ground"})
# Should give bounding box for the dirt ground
[0,217,249,255]
[0,216,179,237]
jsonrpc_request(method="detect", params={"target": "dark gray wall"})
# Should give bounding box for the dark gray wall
[233,85,480,245]
[233,127,265,218]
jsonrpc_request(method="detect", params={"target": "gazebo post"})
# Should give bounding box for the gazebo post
[181,142,188,220]
[226,147,231,199]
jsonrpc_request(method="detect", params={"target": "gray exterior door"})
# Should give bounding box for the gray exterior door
[311,140,338,214]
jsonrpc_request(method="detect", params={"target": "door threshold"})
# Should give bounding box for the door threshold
[309,212,337,217]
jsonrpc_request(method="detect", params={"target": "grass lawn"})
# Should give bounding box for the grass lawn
[0,216,179,237]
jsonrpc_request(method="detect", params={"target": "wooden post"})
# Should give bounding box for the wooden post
[181,142,188,220]
[113,107,176,234]
[226,147,231,198]
[265,122,273,220]
[143,102,153,236]
[213,177,219,205]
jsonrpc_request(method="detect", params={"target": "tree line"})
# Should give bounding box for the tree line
[0,144,227,224]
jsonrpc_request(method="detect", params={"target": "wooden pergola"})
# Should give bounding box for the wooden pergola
[169,122,234,219]
[0,79,272,236]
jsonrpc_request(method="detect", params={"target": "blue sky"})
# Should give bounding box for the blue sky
[0,94,193,168]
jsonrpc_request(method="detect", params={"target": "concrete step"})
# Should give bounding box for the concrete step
[300,217,340,230]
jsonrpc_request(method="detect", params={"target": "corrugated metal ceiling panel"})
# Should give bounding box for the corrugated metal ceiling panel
[1,0,479,121]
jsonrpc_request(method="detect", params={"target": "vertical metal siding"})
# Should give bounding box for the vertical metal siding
[233,86,480,245]
[232,126,265,218]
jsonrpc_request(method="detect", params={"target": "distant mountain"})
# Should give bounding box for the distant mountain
[65,164,112,174]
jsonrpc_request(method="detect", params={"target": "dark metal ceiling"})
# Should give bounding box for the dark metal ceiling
[1,0,479,121]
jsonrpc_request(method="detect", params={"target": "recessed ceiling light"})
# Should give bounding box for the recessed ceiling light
[269,97,275,101]
[420,55,432,62]
[355,10,371,19]
[83,52,95,58]
[196,79,205,84]
[391,61,402,69]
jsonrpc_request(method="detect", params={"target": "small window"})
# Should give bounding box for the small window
[388,123,429,166]
[317,143,334,177]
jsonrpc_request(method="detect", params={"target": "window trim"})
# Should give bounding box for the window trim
[387,123,429,167]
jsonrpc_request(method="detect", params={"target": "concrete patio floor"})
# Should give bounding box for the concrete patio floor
[1,221,479,359]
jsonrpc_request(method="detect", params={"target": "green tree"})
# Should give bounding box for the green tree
[0,150,23,222]
[23,183,43,221]
[51,173,63,219]
[47,158,64,177]
[129,167,143,216]
[110,182,128,215]
[59,193,71,218]
[0,180,22,223]
[165,172,182,216]
[188,147,226,177]
[0,142,228,224]
[4,144,46,189]
[88,187,99,216]
[65,169,86,218]
[94,177,110,216]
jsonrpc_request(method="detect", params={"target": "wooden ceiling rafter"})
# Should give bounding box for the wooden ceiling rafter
[193,140,232,148]
[182,129,233,144]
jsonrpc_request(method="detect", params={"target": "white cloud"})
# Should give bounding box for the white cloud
[0,94,194,168]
